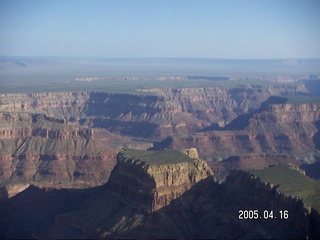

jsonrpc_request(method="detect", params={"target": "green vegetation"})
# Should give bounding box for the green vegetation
[0,78,235,95]
[120,148,194,165]
[248,164,320,211]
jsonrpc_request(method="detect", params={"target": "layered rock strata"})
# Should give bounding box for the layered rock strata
[0,113,116,194]
[157,101,320,163]
[0,84,308,138]
[2,149,319,239]
[109,148,213,212]
[42,166,320,239]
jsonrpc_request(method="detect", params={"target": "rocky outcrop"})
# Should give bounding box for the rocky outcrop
[0,113,93,139]
[157,101,320,163]
[0,183,30,202]
[109,148,213,212]
[0,113,116,192]
[1,88,318,192]
[256,102,320,123]
[1,149,319,239]
[0,92,90,120]
[0,84,308,138]
[41,166,319,239]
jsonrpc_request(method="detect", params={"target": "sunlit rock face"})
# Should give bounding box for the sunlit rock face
[0,85,318,194]
[0,84,308,138]
[157,101,320,162]
[45,165,319,239]
[0,113,116,194]
[109,148,213,212]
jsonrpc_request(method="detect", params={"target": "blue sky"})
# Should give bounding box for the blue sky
[0,0,319,59]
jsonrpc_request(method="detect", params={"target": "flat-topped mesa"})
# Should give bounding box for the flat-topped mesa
[109,148,213,213]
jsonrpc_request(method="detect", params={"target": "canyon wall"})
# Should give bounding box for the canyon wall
[156,102,320,163]
[0,113,116,195]
[0,85,318,191]
[109,148,213,212]
[1,148,319,239]
[44,158,319,239]
[0,92,90,120]
[0,84,308,138]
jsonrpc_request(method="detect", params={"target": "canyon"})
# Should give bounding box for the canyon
[0,84,319,190]
[155,99,320,178]
[0,148,319,239]
[0,113,116,199]
[0,84,309,138]
[1,79,320,238]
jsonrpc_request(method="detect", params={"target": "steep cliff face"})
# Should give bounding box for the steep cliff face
[0,84,308,138]
[0,113,93,140]
[109,148,213,212]
[158,101,320,164]
[148,84,308,123]
[0,92,90,120]
[1,88,317,191]
[42,165,319,239]
[254,102,320,123]
[0,113,116,195]
[1,149,319,239]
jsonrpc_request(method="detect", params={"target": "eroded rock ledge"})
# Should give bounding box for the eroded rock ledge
[109,148,213,212]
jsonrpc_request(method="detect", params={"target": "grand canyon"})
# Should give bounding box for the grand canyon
[0,58,320,239]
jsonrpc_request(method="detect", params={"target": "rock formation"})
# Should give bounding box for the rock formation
[0,86,318,191]
[1,148,319,239]
[109,148,213,212]
[156,100,320,163]
[32,160,320,238]
[0,84,308,138]
[0,113,116,198]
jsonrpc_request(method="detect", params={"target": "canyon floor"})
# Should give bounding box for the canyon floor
[0,58,320,238]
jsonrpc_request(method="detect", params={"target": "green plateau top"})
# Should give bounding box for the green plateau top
[248,164,320,212]
[118,148,195,166]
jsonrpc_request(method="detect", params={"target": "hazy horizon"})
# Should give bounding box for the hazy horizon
[1,57,319,83]
[2,56,320,60]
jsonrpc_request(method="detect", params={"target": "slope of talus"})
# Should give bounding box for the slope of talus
[0,113,116,196]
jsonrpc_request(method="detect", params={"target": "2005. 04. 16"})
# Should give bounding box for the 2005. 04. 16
[238,210,289,220]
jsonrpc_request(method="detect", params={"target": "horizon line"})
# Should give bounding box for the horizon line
[1,56,320,61]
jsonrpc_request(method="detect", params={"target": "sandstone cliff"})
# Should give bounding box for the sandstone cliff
[0,92,90,120]
[44,164,319,239]
[109,148,213,212]
[1,148,319,239]
[0,87,317,192]
[0,113,116,197]
[0,84,308,138]
[157,100,320,164]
